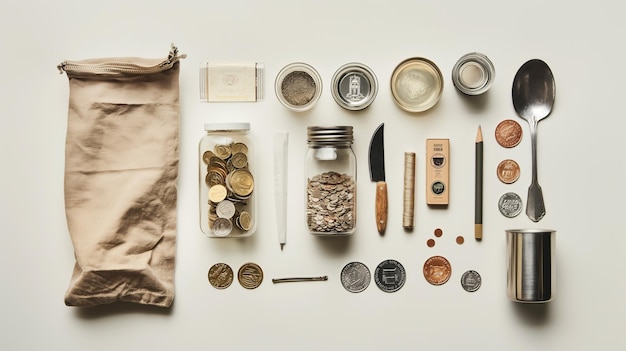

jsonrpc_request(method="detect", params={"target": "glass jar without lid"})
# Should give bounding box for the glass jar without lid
[305,126,357,235]
[199,123,256,238]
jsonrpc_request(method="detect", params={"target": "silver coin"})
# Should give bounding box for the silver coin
[212,218,233,237]
[498,192,523,218]
[461,270,482,292]
[216,200,236,219]
[374,259,406,293]
[340,262,371,293]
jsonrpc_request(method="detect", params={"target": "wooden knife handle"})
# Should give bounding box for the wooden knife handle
[375,181,388,234]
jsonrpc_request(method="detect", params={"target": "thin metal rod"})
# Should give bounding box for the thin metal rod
[272,276,328,284]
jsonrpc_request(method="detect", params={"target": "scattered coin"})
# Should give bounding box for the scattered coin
[456,236,465,245]
[495,119,523,148]
[340,261,371,293]
[238,262,263,289]
[208,263,234,289]
[423,255,452,285]
[460,270,482,292]
[427,238,436,248]
[434,228,443,237]
[498,192,523,218]
[374,259,406,293]
[497,159,521,184]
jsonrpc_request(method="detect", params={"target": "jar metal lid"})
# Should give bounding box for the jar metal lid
[204,122,250,131]
[451,52,495,95]
[390,57,443,112]
[331,62,378,111]
[307,126,353,144]
[275,62,322,112]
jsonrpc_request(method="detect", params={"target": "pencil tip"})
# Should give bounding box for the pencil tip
[476,125,483,142]
[280,243,284,251]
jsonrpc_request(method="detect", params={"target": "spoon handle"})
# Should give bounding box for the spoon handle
[526,119,546,222]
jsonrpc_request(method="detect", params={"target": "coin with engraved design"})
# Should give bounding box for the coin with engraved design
[374,259,406,293]
[423,255,452,285]
[460,270,482,292]
[495,119,523,148]
[208,263,234,289]
[238,262,263,289]
[498,192,523,218]
[341,261,371,293]
[497,159,521,184]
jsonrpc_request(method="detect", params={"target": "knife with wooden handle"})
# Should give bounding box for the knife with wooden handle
[369,123,387,234]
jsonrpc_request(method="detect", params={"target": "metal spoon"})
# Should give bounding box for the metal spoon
[512,59,556,222]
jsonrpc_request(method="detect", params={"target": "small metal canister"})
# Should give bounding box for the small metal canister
[506,229,556,303]
[451,52,495,95]
[331,63,378,111]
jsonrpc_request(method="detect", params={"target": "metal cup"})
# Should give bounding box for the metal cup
[506,229,556,303]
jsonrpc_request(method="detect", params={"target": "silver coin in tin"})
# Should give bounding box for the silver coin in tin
[498,192,523,218]
[331,63,378,110]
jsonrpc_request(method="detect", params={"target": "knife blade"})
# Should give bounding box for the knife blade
[368,123,387,234]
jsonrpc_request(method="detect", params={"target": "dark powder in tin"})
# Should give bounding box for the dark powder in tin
[281,71,316,106]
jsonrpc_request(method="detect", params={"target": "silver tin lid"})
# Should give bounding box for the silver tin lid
[331,63,378,111]
[451,52,495,95]
[307,126,354,145]
[275,62,322,112]
[390,57,443,112]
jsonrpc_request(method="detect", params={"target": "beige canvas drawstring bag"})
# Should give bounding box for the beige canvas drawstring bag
[57,44,184,307]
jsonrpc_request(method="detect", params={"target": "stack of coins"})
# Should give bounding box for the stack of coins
[203,142,254,236]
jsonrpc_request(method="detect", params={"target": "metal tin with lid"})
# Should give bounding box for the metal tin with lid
[275,62,322,112]
[451,52,495,95]
[331,63,378,110]
[390,57,443,112]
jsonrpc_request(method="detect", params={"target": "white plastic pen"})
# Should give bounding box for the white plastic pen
[274,131,288,250]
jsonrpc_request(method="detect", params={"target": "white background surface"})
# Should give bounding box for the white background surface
[1,1,625,349]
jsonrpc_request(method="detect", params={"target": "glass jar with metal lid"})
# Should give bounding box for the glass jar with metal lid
[199,123,256,238]
[305,126,357,235]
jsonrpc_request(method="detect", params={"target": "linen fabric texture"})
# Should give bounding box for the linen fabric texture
[60,50,181,307]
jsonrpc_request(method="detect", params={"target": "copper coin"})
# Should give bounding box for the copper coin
[423,255,452,285]
[434,228,443,237]
[208,263,234,289]
[495,119,523,148]
[497,159,521,184]
[427,239,436,247]
[238,262,263,289]
[456,236,464,245]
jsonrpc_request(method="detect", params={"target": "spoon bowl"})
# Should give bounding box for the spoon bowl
[512,59,556,222]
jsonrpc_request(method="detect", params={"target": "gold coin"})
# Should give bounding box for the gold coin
[497,159,521,184]
[231,142,248,155]
[202,150,215,164]
[237,211,252,231]
[206,171,225,187]
[495,119,523,148]
[208,184,228,203]
[229,169,254,197]
[238,262,263,289]
[214,144,232,159]
[423,255,452,285]
[208,263,233,289]
[231,152,248,169]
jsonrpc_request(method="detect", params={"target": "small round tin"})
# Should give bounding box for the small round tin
[451,52,495,95]
[331,62,378,110]
[390,57,443,112]
[275,62,322,112]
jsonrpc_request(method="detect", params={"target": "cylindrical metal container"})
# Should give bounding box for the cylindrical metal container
[506,229,556,303]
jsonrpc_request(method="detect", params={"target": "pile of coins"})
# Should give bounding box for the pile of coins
[306,171,356,233]
[203,141,254,236]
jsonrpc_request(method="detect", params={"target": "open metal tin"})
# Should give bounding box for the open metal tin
[331,62,378,111]
[390,57,443,112]
[275,62,322,112]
